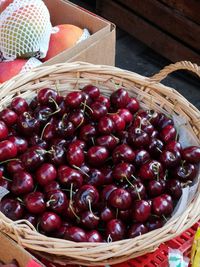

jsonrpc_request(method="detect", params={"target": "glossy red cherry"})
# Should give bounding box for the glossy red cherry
[24,214,37,226]
[118,108,133,124]
[96,135,119,151]
[11,97,28,115]
[100,166,113,184]
[65,91,83,108]
[37,88,58,106]
[160,150,181,168]
[134,149,150,166]
[108,188,132,209]
[128,223,148,238]
[152,194,173,216]
[138,110,160,126]
[36,163,57,186]
[98,116,115,135]
[25,192,46,214]
[87,146,109,166]
[41,122,55,141]
[87,168,105,187]
[44,181,61,193]
[133,116,154,135]
[28,135,48,149]
[112,162,135,181]
[18,112,40,136]
[106,219,125,241]
[48,145,65,166]
[0,120,8,140]
[160,125,176,143]
[65,226,87,242]
[112,144,135,163]
[126,97,139,114]
[165,140,182,152]
[0,108,18,126]
[0,140,17,161]
[0,198,24,221]
[148,138,164,158]
[147,180,165,197]
[35,106,53,124]
[87,230,103,242]
[68,109,85,128]
[132,200,151,222]
[75,185,99,210]
[182,146,200,163]
[157,114,174,129]
[128,181,146,200]
[82,85,100,100]
[100,206,115,222]
[80,211,99,229]
[165,179,182,200]
[128,127,150,148]
[56,120,75,138]
[7,160,24,174]
[89,102,108,121]
[96,95,110,109]
[101,185,117,202]
[109,114,125,132]
[46,190,68,214]
[67,143,85,167]
[172,163,197,182]
[20,147,45,170]
[58,165,83,189]
[8,136,28,154]
[11,171,34,195]
[40,212,62,233]
[79,124,97,143]
[139,160,163,180]
[110,88,130,108]
[146,216,163,231]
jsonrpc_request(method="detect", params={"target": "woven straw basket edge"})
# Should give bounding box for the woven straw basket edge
[0,61,199,266]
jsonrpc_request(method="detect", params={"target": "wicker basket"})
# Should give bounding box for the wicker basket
[0,61,200,266]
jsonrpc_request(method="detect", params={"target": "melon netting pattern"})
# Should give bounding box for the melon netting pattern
[20,57,42,73]
[0,0,52,60]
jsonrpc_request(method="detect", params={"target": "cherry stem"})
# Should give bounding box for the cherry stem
[34,184,38,192]
[157,147,163,153]
[75,117,85,130]
[125,176,141,200]
[46,198,56,207]
[2,176,12,182]
[69,183,80,221]
[91,137,95,146]
[0,158,18,165]
[81,101,93,113]
[17,197,25,206]
[131,175,138,181]
[107,234,113,243]
[61,113,68,127]
[40,122,51,140]
[36,221,40,232]
[49,97,60,111]
[72,165,89,177]
[181,160,186,168]
[162,215,168,222]
[111,134,119,142]
[88,199,99,220]
[116,208,119,219]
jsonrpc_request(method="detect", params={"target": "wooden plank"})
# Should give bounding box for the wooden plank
[96,0,200,64]
[116,0,200,51]
[160,0,200,25]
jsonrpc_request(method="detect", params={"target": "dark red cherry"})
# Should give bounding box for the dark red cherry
[80,211,99,229]
[160,150,181,168]
[41,122,55,141]
[146,216,163,231]
[139,160,163,180]
[152,194,173,216]
[11,97,28,115]
[165,140,182,152]
[158,114,174,129]
[138,110,160,126]
[36,163,57,186]
[165,179,182,200]
[172,163,197,182]
[89,102,107,121]
[40,212,62,233]
[109,188,132,210]
[75,185,99,210]
[133,116,154,135]
[128,223,148,238]
[182,146,200,163]
[25,192,46,214]
[0,198,24,221]
[20,147,45,170]
[18,112,40,136]
[128,181,146,200]
[35,106,53,124]
[112,144,135,163]
[128,127,150,148]
[96,95,110,109]
[132,200,151,222]
[118,108,133,124]
[46,190,68,214]
[100,166,113,184]
[11,171,34,195]
[7,160,24,174]
[98,116,114,135]
[48,145,65,166]
[67,143,84,167]
[160,125,176,143]
[28,135,48,149]
[134,149,150,166]
[110,88,130,108]
[87,168,105,187]
[101,185,117,202]
[82,85,100,100]
[126,97,139,114]
[87,146,109,167]
[37,88,58,106]
[65,91,83,108]
[71,139,86,150]
[109,114,125,132]
[100,206,115,222]
[8,136,28,154]
[112,162,135,181]
[0,120,8,140]
[68,109,85,128]
[65,226,87,242]
[44,181,61,193]
[118,209,131,222]
[0,140,17,162]
[151,130,159,138]
[147,180,165,197]
[87,230,103,242]
[56,120,75,138]
[0,108,18,126]
[79,124,97,143]
[149,138,164,158]
[24,214,37,226]
[96,135,119,151]
[58,165,83,189]
[106,219,125,241]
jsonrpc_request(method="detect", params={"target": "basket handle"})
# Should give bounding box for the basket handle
[150,61,200,83]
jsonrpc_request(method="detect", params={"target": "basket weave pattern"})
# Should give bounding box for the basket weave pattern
[0,61,200,266]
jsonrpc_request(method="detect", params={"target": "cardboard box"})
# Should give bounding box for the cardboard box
[42,0,116,66]
[0,232,43,267]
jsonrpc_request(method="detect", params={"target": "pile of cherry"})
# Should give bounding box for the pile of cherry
[0,85,200,243]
